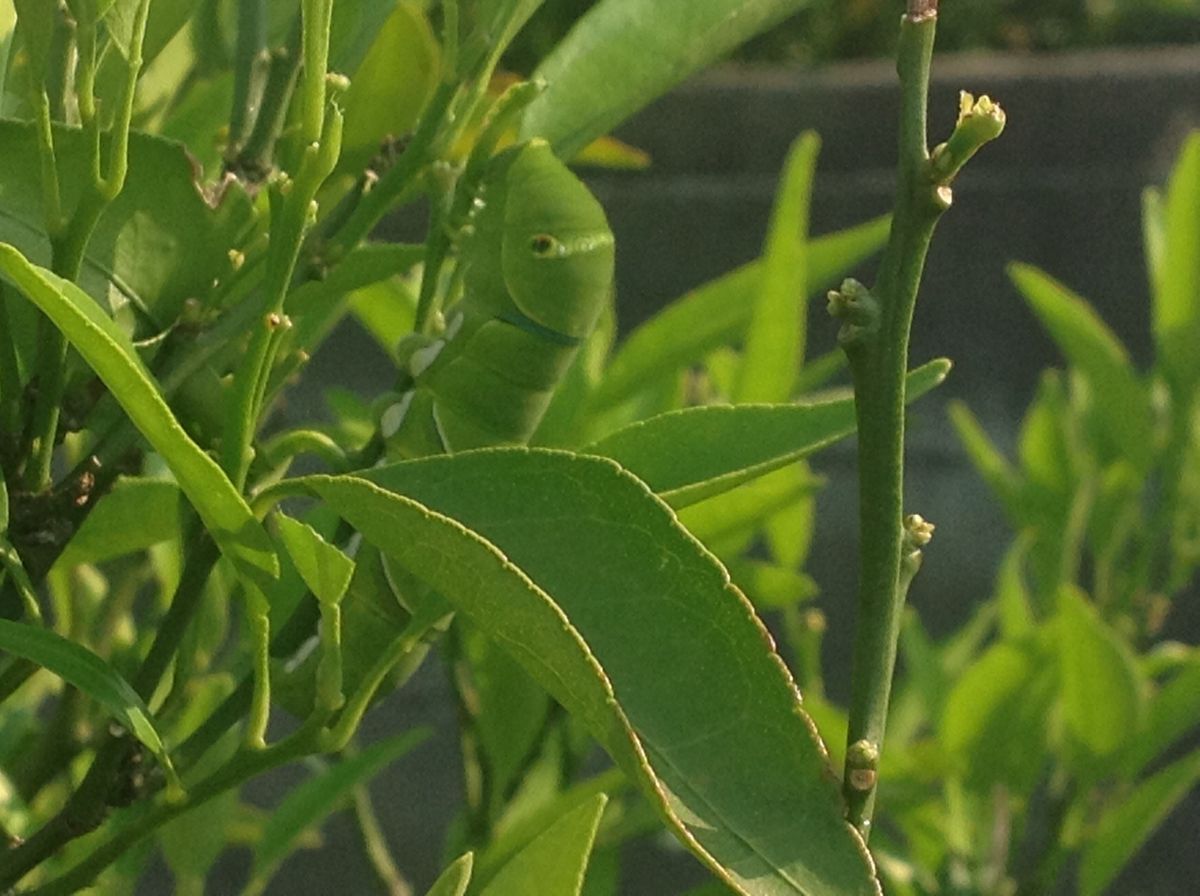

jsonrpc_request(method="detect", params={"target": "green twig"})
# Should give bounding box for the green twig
[355,783,413,896]
[318,80,457,262]
[22,0,150,490]
[220,36,343,490]
[0,531,221,890]
[229,0,268,150]
[834,2,1002,836]
[23,723,330,896]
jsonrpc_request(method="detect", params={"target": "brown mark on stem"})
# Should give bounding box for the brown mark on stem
[907,0,937,21]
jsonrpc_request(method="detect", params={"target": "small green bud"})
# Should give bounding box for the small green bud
[930,92,1006,185]
[325,71,351,97]
[901,513,935,579]
[827,278,881,349]
[846,739,880,792]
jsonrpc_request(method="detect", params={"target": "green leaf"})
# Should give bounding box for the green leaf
[1017,371,1074,496]
[1079,749,1200,896]
[348,277,419,362]
[1142,186,1166,306]
[475,770,629,889]
[0,473,8,534]
[1008,263,1152,469]
[726,558,817,610]
[460,624,553,822]
[678,464,818,559]
[1057,586,1144,761]
[589,359,950,507]
[591,214,889,412]
[940,639,1055,791]
[0,619,177,787]
[249,730,429,887]
[58,476,183,568]
[13,0,55,78]
[303,451,879,895]
[994,537,1034,639]
[1121,653,1200,777]
[273,513,355,607]
[478,793,607,896]
[1154,132,1200,395]
[519,0,815,158]
[467,1,547,73]
[338,2,439,175]
[0,246,279,592]
[286,243,423,356]
[158,790,240,886]
[427,853,475,896]
[947,400,1024,522]
[735,132,818,403]
[0,121,254,329]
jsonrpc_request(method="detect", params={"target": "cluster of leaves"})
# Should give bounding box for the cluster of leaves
[505,0,1200,68]
[0,1,948,895]
[849,135,1200,896]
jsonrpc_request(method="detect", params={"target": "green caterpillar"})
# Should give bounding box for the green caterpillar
[381,139,615,457]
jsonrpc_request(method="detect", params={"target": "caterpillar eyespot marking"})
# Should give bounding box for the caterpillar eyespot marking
[384,140,615,457]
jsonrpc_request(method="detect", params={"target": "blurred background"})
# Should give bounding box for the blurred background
[248,3,1200,893]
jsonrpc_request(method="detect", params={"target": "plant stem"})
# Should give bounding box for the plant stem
[0,531,221,890]
[354,782,413,896]
[22,0,149,491]
[24,723,329,896]
[319,80,456,262]
[839,10,942,837]
[229,0,267,150]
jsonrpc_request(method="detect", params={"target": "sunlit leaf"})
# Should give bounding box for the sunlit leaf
[1057,587,1143,762]
[735,132,819,403]
[592,215,889,412]
[0,245,278,592]
[479,794,607,896]
[519,0,816,158]
[1079,749,1200,896]
[590,359,949,507]
[1154,132,1200,395]
[301,451,879,895]
[0,620,177,787]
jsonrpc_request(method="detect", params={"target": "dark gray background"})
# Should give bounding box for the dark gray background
[185,46,1200,895]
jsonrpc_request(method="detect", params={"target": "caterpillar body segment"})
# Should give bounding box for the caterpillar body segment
[384,139,615,457]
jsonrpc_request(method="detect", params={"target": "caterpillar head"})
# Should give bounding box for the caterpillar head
[493,140,615,341]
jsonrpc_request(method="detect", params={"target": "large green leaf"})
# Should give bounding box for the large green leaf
[0,121,254,330]
[1008,263,1152,469]
[1154,132,1200,394]
[591,215,889,412]
[519,0,815,158]
[1079,749,1200,896]
[478,794,607,896]
[1056,586,1143,762]
[734,132,818,403]
[0,246,278,591]
[589,358,950,507]
[301,451,879,896]
[249,730,429,888]
[0,619,176,786]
